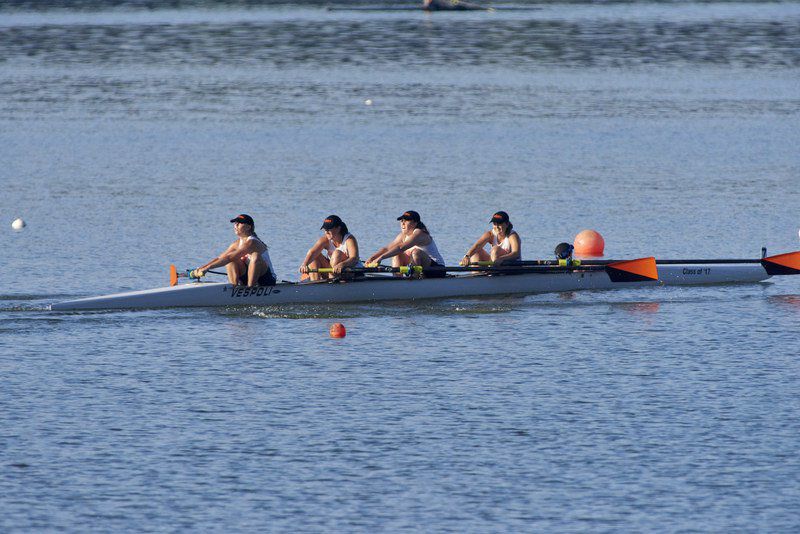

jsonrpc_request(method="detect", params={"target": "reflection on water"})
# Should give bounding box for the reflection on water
[618,301,660,314]
[768,294,800,310]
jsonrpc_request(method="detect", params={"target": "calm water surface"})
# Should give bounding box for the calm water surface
[2,1,800,531]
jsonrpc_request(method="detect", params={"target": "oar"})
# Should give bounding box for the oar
[437,257,658,283]
[310,257,659,282]
[169,264,227,286]
[473,250,800,275]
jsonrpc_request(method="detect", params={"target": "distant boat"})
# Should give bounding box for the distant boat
[326,2,540,12]
[423,0,492,11]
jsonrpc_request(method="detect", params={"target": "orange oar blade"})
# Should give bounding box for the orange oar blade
[762,251,800,275]
[170,264,179,286]
[606,257,658,282]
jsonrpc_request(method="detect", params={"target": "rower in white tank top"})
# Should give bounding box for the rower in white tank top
[196,214,276,287]
[300,215,362,281]
[366,210,447,278]
[460,211,522,267]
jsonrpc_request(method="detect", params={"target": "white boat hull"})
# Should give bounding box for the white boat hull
[50,264,772,311]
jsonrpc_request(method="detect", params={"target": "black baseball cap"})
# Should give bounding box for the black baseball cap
[230,214,254,226]
[490,211,510,224]
[397,210,421,222]
[321,215,343,230]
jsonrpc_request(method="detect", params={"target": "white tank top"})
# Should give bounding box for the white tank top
[405,233,445,265]
[326,233,353,256]
[325,233,364,268]
[492,230,518,254]
[239,235,275,274]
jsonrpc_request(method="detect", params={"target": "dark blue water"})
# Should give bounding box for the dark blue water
[2,1,800,530]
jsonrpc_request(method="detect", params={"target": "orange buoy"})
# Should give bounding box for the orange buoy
[574,229,605,256]
[329,323,346,338]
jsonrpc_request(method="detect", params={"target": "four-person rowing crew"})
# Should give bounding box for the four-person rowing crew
[189,210,522,287]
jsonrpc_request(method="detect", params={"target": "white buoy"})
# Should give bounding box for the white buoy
[364,99,373,106]
[12,218,26,231]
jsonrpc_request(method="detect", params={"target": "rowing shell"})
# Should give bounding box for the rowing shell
[50,262,784,311]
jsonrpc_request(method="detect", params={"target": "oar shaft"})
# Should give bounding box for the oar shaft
[178,269,227,277]
[474,259,625,267]
[312,265,609,274]
[655,259,762,264]
[478,258,765,267]
[446,265,609,273]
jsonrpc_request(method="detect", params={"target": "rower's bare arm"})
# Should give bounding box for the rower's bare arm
[300,236,328,272]
[343,236,360,267]
[366,247,388,264]
[229,239,256,259]
[461,231,492,265]
[199,242,238,271]
[397,229,430,252]
[368,234,402,263]
[218,239,255,264]
[379,236,411,261]
[508,233,521,259]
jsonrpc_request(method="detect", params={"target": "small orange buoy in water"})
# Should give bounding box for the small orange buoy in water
[329,323,346,338]
[574,229,605,256]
